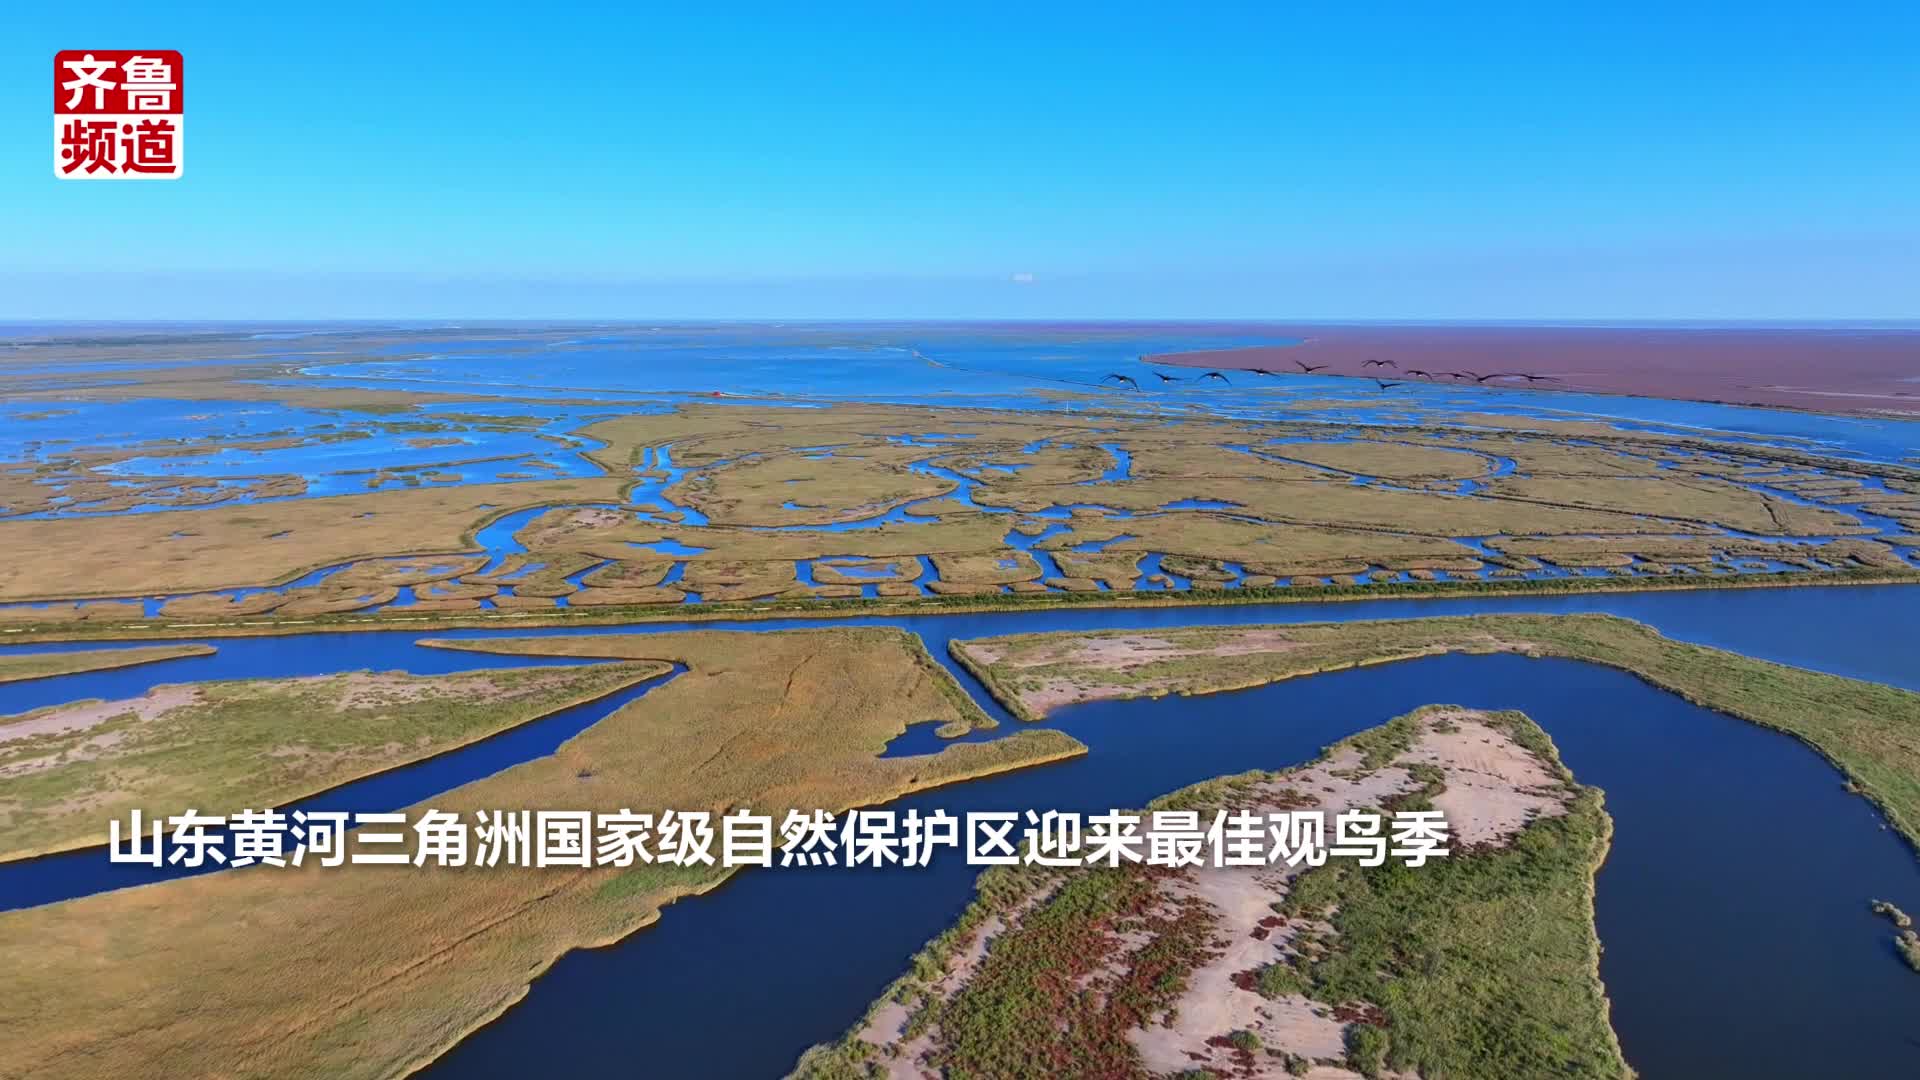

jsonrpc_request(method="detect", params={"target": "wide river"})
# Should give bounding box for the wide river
[4,583,1918,1077]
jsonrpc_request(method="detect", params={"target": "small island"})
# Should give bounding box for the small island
[794,706,1626,1079]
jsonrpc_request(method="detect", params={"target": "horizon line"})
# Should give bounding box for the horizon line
[5,317,1920,329]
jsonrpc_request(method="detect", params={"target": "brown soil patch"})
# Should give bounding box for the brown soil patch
[1004,629,1305,672]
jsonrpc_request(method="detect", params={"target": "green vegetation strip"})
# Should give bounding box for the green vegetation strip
[0,660,670,861]
[0,643,214,684]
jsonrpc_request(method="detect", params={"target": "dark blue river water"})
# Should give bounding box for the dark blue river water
[427,656,1920,1080]
[3,584,1919,1077]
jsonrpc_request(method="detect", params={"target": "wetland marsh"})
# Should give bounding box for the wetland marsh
[5,327,1919,616]
[1,590,1918,1077]
[4,324,1920,1078]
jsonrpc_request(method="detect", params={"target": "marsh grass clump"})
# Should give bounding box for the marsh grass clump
[1871,899,1913,929]
[1877,903,1920,973]
[1255,961,1309,999]
[1899,931,1920,973]
[1345,1022,1389,1078]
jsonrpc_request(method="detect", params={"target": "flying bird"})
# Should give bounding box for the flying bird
[1248,367,1279,376]
[1198,371,1232,384]
[1405,369,1433,378]
[1154,372,1183,383]
[1362,358,1396,369]
[1372,379,1405,391]
[1512,372,1558,383]
[1102,373,1140,389]
[1294,360,1330,373]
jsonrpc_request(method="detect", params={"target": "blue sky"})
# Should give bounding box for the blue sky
[3,3,1916,320]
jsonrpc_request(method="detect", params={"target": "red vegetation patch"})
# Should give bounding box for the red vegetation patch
[931,867,1223,1078]
[1153,324,1920,416]
[1331,1001,1391,1027]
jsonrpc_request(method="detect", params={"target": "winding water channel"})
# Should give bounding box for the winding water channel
[7,426,1915,622]
[4,584,1919,1077]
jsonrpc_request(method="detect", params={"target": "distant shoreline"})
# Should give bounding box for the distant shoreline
[1150,322,1920,418]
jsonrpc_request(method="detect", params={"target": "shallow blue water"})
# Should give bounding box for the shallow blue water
[808,559,896,581]
[1085,442,1134,483]
[97,427,587,495]
[283,327,1920,465]
[307,327,1297,404]
[0,398,626,517]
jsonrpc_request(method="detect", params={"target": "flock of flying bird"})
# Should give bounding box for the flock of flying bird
[1099,357,1559,392]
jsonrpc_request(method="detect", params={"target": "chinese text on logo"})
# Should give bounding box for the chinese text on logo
[55,50,183,179]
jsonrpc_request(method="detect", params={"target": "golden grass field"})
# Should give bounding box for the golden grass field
[0,627,1083,1080]
[3,393,1916,615]
[1251,436,1495,480]
[0,476,626,601]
